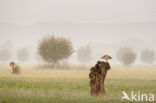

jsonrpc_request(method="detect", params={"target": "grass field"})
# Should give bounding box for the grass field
[0,64,156,103]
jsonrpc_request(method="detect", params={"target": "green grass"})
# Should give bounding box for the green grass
[0,78,155,103]
[0,96,124,103]
[0,65,156,103]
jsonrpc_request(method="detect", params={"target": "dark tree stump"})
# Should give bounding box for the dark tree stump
[89,61,110,96]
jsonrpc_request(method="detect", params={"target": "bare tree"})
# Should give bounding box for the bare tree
[140,49,155,64]
[38,35,74,68]
[117,47,136,65]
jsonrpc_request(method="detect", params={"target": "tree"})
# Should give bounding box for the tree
[17,48,30,62]
[38,35,74,68]
[117,47,136,65]
[140,49,155,64]
[0,48,11,62]
[77,46,92,63]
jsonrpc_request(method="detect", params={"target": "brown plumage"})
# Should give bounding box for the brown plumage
[101,55,112,59]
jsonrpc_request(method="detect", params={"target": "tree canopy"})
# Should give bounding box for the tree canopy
[38,35,74,68]
[140,49,155,64]
[117,47,136,65]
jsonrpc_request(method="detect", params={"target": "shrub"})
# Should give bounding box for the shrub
[12,64,21,74]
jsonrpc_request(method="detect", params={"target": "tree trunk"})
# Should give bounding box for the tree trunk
[53,60,59,68]
[89,61,110,96]
[99,68,108,96]
[95,73,100,94]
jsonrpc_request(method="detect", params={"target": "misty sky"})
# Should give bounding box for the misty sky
[0,0,156,24]
[0,0,156,64]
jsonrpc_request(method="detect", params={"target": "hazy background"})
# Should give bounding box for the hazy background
[0,0,156,65]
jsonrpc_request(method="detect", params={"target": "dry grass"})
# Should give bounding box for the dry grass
[0,64,156,103]
[0,64,156,80]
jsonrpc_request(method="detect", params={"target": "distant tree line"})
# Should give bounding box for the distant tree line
[0,41,30,63]
[116,47,155,65]
[0,36,155,66]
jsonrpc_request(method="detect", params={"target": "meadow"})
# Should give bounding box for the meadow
[0,64,156,103]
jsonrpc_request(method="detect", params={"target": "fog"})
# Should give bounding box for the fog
[0,0,156,64]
